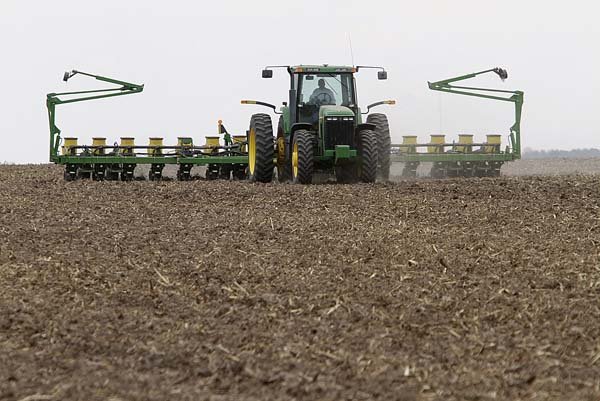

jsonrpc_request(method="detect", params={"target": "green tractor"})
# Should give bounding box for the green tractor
[242,65,395,184]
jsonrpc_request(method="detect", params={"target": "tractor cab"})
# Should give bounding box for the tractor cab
[294,68,357,126]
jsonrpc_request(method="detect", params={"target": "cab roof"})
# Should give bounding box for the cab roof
[290,65,356,74]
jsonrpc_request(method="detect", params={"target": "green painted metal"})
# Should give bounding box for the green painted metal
[391,68,524,164]
[429,77,523,158]
[178,156,249,165]
[321,147,357,160]
[290,65,356,74]
[429,68,523,157]
[58,156,176,164]
[319,106,356,156]
[281,106,290,132]
[48,70,250,174]
[52,67,521,180]
[319,105,355,118]
[47,70,144,163]
[333,145,353,162]
[56,155,249,165]
[315,151,356,162]
[245,64,394,174]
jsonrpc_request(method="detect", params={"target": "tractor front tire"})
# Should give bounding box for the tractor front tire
[358,130,378,183]
[367,113,391,181]
[248,113,274,183]
[291,130,314,184]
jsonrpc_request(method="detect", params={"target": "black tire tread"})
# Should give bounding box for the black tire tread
[367,113,391,181]
[249,113,274,183]
[358,130,377,183]
[293,130,313,184]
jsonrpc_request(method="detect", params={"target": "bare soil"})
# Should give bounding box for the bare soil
[1,163,600,401]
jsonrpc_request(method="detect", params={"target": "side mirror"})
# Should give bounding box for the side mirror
[262,69,273,78]
[378,70,388,80]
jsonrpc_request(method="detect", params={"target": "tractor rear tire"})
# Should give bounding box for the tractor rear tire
[367,113,391,181]
[248,113,274,183]
[276,116,291,182]
[291,130,314,184]
[358,130,378,183]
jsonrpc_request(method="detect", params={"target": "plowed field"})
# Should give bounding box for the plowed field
[1,164,600,401]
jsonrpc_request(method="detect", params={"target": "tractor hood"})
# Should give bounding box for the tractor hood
[319,105,355,119]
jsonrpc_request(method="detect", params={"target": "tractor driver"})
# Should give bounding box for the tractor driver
[309,79,336,105]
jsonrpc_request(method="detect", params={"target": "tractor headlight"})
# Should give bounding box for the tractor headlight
[326,117,354,122]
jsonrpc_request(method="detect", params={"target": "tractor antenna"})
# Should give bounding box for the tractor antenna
[347,33,355,67]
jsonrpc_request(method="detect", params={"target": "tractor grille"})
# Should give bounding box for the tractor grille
[324,117,354,149]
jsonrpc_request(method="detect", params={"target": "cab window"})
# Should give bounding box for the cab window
[297,73,355,107]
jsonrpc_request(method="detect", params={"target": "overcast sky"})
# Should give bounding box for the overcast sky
[1,0,598,163]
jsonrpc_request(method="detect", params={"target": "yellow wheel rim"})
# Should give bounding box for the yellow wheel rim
[248,127,256,175]
[276,136,285,166]
[292,141,298,178]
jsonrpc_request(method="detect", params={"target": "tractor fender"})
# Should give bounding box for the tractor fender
[355,123,376,133]
[289,123,314,147]
[285,123,316,157]
[290,123,313,136]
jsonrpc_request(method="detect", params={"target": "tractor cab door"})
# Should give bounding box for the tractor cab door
[295,73,356,126]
